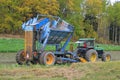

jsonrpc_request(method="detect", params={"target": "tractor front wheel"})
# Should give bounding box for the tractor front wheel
[16,50,26,65]
[102,52,111,62]
[39,52,55,65]
[85,49,98,62]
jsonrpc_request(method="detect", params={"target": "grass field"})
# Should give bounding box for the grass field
[0,38,120,52]
[0,38,24,52]
[0,52,119,80]
[0,61,120,80]
[0,38,120,80]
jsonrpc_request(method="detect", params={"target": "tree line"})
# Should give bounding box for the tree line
[0,0,120,44]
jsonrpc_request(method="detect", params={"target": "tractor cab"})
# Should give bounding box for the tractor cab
[76,38,95,49]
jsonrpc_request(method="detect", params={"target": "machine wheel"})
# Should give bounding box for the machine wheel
[16,50,26,65]
[85,49,98,62]
[39,52,55,65]
[102,52,111,62]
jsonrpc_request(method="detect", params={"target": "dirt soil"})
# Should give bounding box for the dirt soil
[0,51,119,64]
[0,34,24,38]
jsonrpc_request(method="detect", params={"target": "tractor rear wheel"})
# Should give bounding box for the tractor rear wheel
[85,49,98,62]
[16,50,26,65]
[39,52,55,65]
[102,52,111,61]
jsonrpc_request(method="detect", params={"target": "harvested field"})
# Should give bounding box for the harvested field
[0,51,120,80]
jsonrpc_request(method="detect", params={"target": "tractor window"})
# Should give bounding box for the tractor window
[78,43,84,47]
[86,42,90,46]
[86,40,94,48]
[77,41,85,48]
[77,40,94,48]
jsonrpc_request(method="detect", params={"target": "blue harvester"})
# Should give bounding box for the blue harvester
[16,15,79,65]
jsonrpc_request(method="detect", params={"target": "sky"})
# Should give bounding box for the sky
[110,0,120,4]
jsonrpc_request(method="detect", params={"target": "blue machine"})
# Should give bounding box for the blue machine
[22,15,74,51]
[16,15,81,65]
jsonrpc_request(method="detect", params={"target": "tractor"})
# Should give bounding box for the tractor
[75,38,111,62]
[16,15,111,65]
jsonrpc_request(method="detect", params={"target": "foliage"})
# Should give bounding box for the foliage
[83,0,108,39]
[0,0,120,43]
[107,2,120,25]
[0,0,59,34]
[58,0,85,40]
[84,0,103,15]
[107,2,120,44]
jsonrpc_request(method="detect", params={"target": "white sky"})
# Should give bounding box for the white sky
[110,0,120,4]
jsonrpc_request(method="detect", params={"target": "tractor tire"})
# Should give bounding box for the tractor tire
[85,49,98,62]
[16,50,26,65]
[39,52,55,65]
[102,52,111,62]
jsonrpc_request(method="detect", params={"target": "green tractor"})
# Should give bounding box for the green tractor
[75,38,111,62]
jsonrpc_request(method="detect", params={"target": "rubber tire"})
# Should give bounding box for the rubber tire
[102,52,111,62]
[38,52,45,65]
[85,49,98,62]
[16,50,26,65]
[39,52,55,65]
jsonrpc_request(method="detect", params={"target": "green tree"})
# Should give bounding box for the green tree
[0,0,59,34]
[107,2,120,44]
[58,0,85,40]
[83,0,109,41]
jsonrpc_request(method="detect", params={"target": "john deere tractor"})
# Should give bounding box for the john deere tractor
[75,38,111,62]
